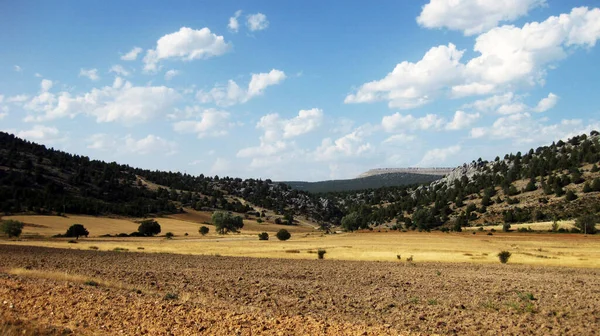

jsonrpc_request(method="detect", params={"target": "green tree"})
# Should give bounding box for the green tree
[138,219,161,236]
[199,226,209,236]
[575,214,598,234]
[276,229,291,241]
[258,232,269,240]
[65,224,89,239]
[1,220,24,238]
[212,211,244,234]
[341,212,361,231]
[565,190,578,201]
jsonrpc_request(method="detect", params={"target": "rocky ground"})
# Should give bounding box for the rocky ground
[0,245,599,335]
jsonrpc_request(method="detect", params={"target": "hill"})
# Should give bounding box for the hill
[0,132,342,224]
[283,172,443,193]
[357,167,453,178]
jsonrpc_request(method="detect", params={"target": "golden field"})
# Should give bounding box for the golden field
[1,213,599,268]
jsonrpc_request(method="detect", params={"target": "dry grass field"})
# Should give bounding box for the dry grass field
[2,214,599,268]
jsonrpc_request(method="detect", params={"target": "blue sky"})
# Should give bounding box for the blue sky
[1,0,600,181]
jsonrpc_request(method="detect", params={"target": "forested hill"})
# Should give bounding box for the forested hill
[0,132,342,223]
[328,131,600,231]
[283,172,443,194]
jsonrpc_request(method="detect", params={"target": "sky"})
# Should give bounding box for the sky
[1,0,600,182]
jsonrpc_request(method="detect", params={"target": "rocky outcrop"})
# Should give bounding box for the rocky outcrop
[358,167,453,178]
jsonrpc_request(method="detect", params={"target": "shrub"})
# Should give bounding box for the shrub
[565,190,578,201]
[276,229,291,241]
[502,223,511,232]
[317,249,326,259]
[1,220,24,238]
[258,232,269,240]
[65,224,89,239]
[163,293,178,300]
[498,251,512,264]
[256,218,263,223]
[165,232,174,239]
[138,219,161,236]
[84,280,99,287]
[199,226,209,236]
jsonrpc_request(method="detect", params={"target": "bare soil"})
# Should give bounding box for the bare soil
[1,245,599,335]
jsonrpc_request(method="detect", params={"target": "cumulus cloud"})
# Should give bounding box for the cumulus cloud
[349,7,600,107]
[164,69,180,81]
[197,69,286,107]
[228,10,242,32]
[237,108,323,168]
[143,27,231,72]
[314,124,374,162]
[345,44,465,109]
[79,68,99,81]
[40,79,53,92]
[417,0,546,36]
[6,125,66,144]
[23,78,180,124]
[87,133,177,155]
[445,111,480,130]
[121,47,143,61]
[6,95,29,103]
[247,13,269,31]
[381,113,445,132]
[533,93,559,112]
[172,107,231,138]
[109,65,130,77]
[470,112,598,145]
[417,145,461,167]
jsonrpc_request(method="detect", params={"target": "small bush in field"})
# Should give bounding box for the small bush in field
[165,232,174,239]
[317,249,326,259]
[276,229,291,241]
[498,251,512,264]
[258,232,269,240]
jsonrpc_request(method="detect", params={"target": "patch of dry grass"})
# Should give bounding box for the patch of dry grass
[7,268,141,292]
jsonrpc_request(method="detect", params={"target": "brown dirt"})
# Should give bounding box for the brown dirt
[1,245,599,335]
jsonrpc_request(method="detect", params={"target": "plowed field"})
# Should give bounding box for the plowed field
[1,245,599,335]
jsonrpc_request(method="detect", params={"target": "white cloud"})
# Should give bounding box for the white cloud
[34,73,42,78]
[445,111,480,130]
[417,145,461,167]
[237,108,323,167]
[228,10,242,33]
[417,0,546,36]
[533,93,558,112]
[247,13,269,31]
[463,7,600,89]
[314,125,373,161]
[24,79,180,124]
[381,113,445,132]
[7,95,29,103]
[87,133,177,155]
[164,69,180,81]
[197,69,286,106]
[14,65,22,72]
[382,133,416,145]
[470,112,598,145]
[109,65,130,77]
[172,107,231,138]
[41,79,53,92]
[143,27,231,73]
[121,47,143,61]
[350,7,600,107]
[79,68,99,81]
[9,125,65,144]
[345,44,465,109]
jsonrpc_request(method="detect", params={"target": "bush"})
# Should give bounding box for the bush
[498,251,512,264]
[65,224,89,239]
[502,223,511,232]
[565,190,578,201]
[199,226,209,236]
[138,219,161,236]
[1,220,24,238]
[258,232,269,240]
[165,232,174,239]
[276,229,291,241]
[256,218,263,223]
[163,293,178,300]
[317,249,326,259]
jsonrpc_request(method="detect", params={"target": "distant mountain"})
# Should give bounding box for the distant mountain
[283,172,444,193]
[357,167,453,178]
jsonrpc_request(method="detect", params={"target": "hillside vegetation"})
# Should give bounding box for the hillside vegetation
[1,131,599,232]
